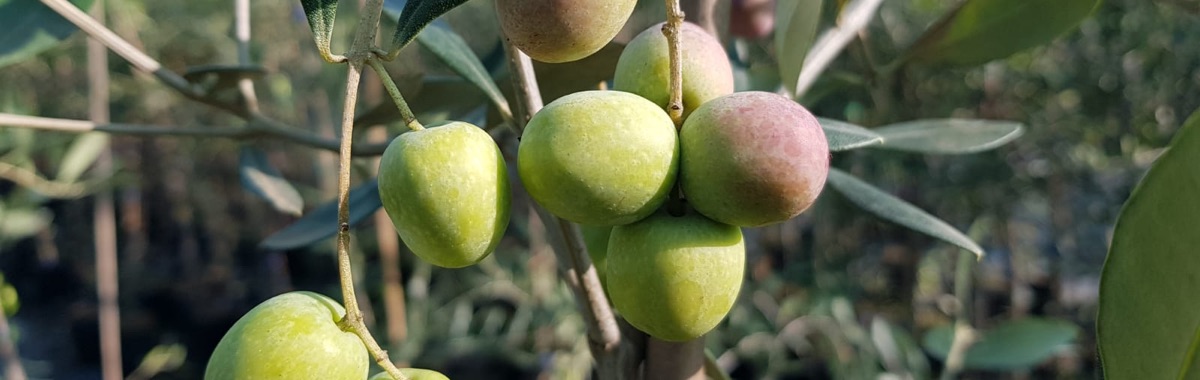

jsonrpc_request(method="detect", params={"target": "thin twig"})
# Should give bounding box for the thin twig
[502,38,627,379]
[330,0,408,378]
[941,251,977,380]
[39,0,247,116]
[0,162,98,199]
[0,113,390,156]
[0,308,25,380]
[88,1,122,380]
[235,0,260,114]
[36,0,395,157]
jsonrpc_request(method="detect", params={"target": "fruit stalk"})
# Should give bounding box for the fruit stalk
[663,0,687,127]
[367,59,424,132]
[334,0,408,379]
[648,2,709,379]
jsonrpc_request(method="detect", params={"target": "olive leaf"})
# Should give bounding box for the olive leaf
[0,206,51,242]
[56,132,109,182]
[826,168,984,257]
[775,0,823,96]
[904,0,1100,67]
[239,147,304,217]
[817,117,883,151]
[260,178,382,250]
[870,119,1024,154]
[386,0,470,54]
[416,24,512,121]
[1098,109,1200,379]
[298,0,340,62]
[793,0,885,97]
[0,0,97,69]
[923,318,1078,370]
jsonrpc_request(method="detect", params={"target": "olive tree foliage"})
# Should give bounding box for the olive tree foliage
[2,0,1190,378]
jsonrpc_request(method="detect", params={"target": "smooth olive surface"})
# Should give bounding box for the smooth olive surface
[495,0,636,63]
[378,121,511,268]
[368,368,451,380]
[607,210,745,342]
[204,292,367,380]
[613,22,734,120]
[680,91,828,227]
[518,90,678,226]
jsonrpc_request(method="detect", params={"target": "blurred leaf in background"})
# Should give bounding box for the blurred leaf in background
[0,0,96,69]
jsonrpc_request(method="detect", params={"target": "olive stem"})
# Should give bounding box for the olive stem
[332,0,410,379]
[0,113,391,156]
[662,0,686,128]
[646,337,705,380]
[0,306,25,380]
[366,58,424,131]
[502,37,628,380]
[234,0,260,114]
[940,251,978,380]
[33,0,392,156]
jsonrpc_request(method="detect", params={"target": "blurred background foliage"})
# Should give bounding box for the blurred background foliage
[0,0,1197,378]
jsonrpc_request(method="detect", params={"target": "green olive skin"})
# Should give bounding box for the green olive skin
[614,22,734,120]
[607,210,745,342]
[378,121,511,268]
[204,292,368,380]
[517,90,678,226]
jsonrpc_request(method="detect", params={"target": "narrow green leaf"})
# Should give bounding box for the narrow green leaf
[793,0,884,97]
[905,0,1100,67]
[239,147,304,217]
[0,207,50,241]
[260,178,382,250]
[416,24,512,121]
[387,0,470,54]
[0,0,96,69]
[872,317,930,377]
[817,117,883,151]
[1098,109,1200,379]
[923,318,1079,370]
[827,168,983,257]
[56,132,108,182]
[775,0,823,95]
[299,0,339,62]
[871,119,1024,154]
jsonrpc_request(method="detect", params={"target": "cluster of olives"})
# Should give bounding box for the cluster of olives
[515,19,828,342]
[206,0,828,377]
